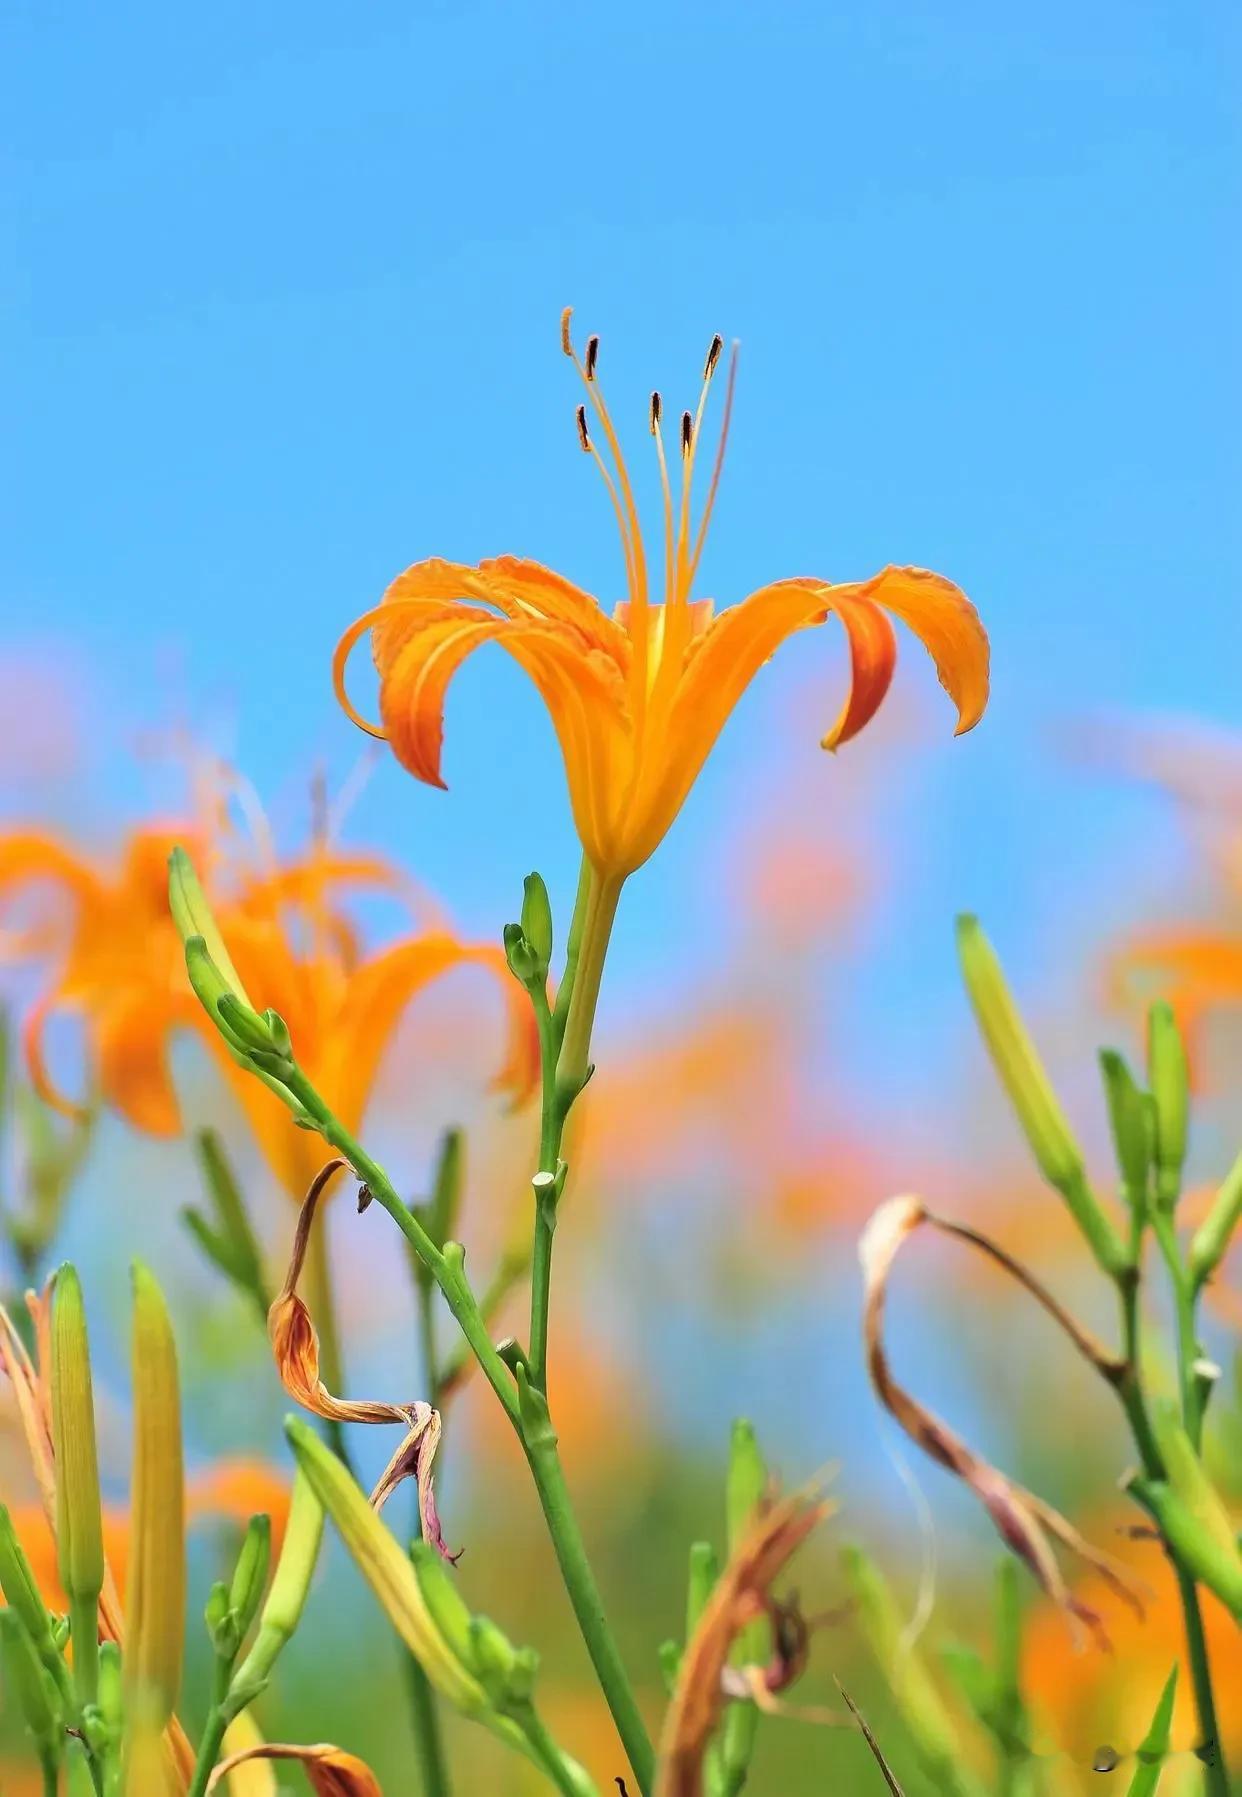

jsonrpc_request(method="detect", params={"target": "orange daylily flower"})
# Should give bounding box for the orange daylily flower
[335,311,989,884]
[0,818,536,1199]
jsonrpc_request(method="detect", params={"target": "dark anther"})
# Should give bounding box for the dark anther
[585,335,600,379]
[680,409,693,455]
[703,333,724,379]
[649,390,662,432]
[576,405,591,452]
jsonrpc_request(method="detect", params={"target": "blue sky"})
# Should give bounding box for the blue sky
[5,0,1240,1104]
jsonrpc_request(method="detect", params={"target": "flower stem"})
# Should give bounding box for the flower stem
[522,1420,654,1793]
[405,1271,451,1797]
[557,870,622,1100]
[1112,1227,1228,1794]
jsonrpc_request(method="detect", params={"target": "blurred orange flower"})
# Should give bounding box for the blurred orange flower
[0,816,535,1199]
[1022,1518,1242,1766]
[335,310,989,885]
[6,1457,290,1612]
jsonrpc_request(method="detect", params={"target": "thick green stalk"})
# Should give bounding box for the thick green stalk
[278,1069,653,1783]
[522,1416,654,1793]
[528,989,565,1394]
[406,1272,451,1797]
[1112,1224,1228,1795]
[556,871,622,1101]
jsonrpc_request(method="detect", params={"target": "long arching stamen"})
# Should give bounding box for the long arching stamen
[684,342,738,597]
[674,334,724,604]
[576,407,637,604]
[561,309,651,712]
[649,391,676,606]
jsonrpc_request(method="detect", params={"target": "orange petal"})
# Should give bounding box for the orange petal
[817,594,898,751]
[94,990,193,1138]
[845,564,989,736]
[319,935,539,1130]
[207,1743,382,1796]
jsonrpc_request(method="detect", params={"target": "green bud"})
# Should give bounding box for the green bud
[429,1129,464,1251]
[520,874,554,969]
[50,1265,104,1705]
[96,1639,123,1729]
[722,1419,768,1786]
[1098,1050,1151,1217]
[168,847,252,1002]
[503,922,542,988]
[1129,1472,1242,1621]
[216,991,288,1061]
[227,1471,322,1713]
[657,1637,681,1695]
[1189,1149,1242,1290]
[0,1608,61,1765]
[1151,1403,1241,1571]
[1147,1002,1189,1209]
[205,1579,239,1659]
[126,1263,186,1730]
[957,916,1128,1277]
[685,1539,718,1638]
[0,1506,63,1679]
[467,1612,527,1706]
[1127,1664,1177,1797]
[841,1544,982,1797]
[227,1513,271,1639]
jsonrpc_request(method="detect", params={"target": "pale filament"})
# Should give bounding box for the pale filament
[649,392,676,607]
[684,344,738,598]
[674,336,725,605]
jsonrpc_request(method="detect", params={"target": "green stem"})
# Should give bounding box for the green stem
[281,1041,654,1789]
[39,1757,58,1797]
[1173,1566,1228,1796]
[186,1706,229,1797]
[523,1423,654,1793]
[406,1274,451,1797]
[1150,1211,1204,1447]
[69,1592,100,1709]
[528,991,563,1394]
[1112,1230,1228,1795]
[556,871,622,1100]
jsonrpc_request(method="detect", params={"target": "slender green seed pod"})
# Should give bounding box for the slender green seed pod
[1147,1001,1189,1209]
[722,1419,767,1785]
[521,873,554,969]
[125,1262,186,1729]
[227,1472,323,1712]
[1189,1149,1242,1289]
[50,1264,104,1704]
[1098,1049,1151,1217]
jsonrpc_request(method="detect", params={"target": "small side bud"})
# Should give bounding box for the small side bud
[1189,1149,1242,1289]
[227,1512,272,1641]
[0,1609,61,1770]
[227,1472,323,1715]
[503,922,542,988]
[1098,1049,1151,1217]
[51,1264,104,1703]
[520,873,554,971]
[1147,1002,1189,1209]
[957,917,1128,1277]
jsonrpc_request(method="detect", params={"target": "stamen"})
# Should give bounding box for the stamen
[575,406,591,452]
[560,307,574,356]
[585,336,600,380]
[650,392,675,604]
[702,334,724,380]
[685,341,739,595]
[680,411,693,457]
[649,390,662,432]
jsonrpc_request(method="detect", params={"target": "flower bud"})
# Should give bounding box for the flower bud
[722,1419,767,1784]
[520,873,554,970]
[841,1544,966,1782]
[502,922,542,988]
[0,1504,65,1689]
[1189,1149,1242,1290]
[205,1579,238,1659]
[0,1607,61,1768]
[168,847,251,1003]
[957,917,1128,1276]
[227,1512,272,1640]
[125,1262,186,1729]
[1098,1049,1151,1216]
[50,1263,104,1702]
[1151,1403,1240,1570]
[1147,1002,1188,1209]
[226,1471,322,1713]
